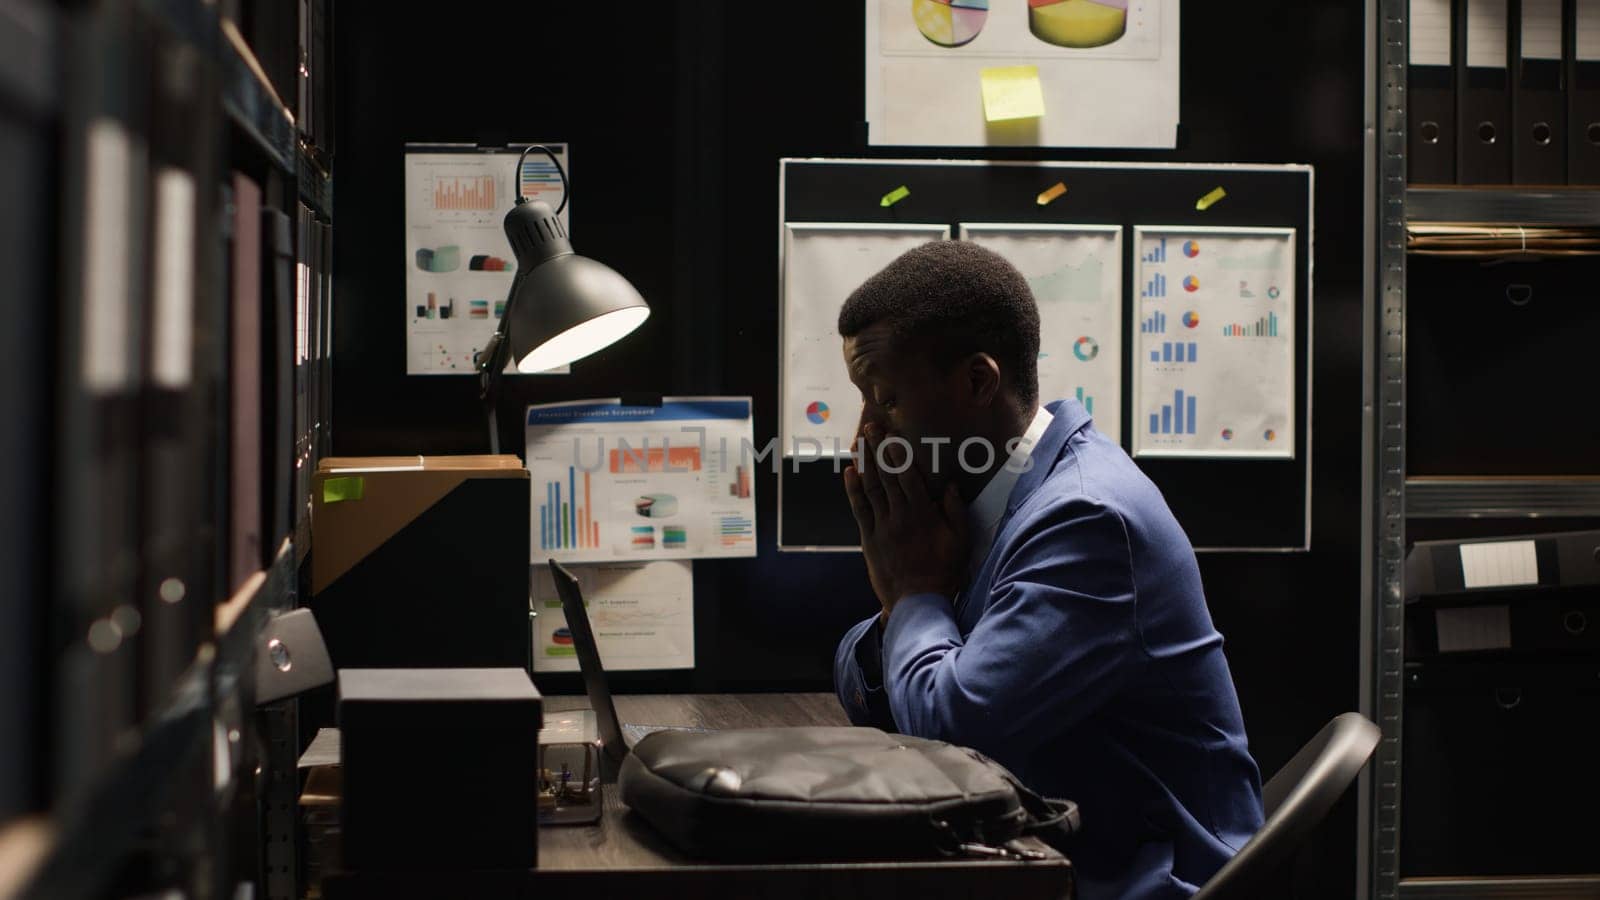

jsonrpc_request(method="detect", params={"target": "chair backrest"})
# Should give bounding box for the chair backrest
[1193,713,1381,900]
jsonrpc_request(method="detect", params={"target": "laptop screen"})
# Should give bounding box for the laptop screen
[547,559,628,765]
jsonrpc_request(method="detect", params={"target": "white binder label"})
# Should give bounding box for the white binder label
[1410,0,1453,67]
[1466,0,1509,69]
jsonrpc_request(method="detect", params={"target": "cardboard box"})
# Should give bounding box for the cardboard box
[303,456,530,735]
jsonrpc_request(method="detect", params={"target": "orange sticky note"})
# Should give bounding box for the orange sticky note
[980,65,1045,122]
[1036,182,1068,205]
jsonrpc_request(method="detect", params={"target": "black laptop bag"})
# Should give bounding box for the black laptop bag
[618,726,1079,862]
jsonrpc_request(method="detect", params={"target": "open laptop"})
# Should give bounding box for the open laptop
[547,559,710,767]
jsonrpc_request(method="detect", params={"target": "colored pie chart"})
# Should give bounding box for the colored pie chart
[1183,275,1200,292]
[1182,311,1200,329]
[913,0,989,48]
[1073,335,1099,361]
[1221,428,1234,441]
[1028,0,1128,49]
[1264,429,1277,441]
[1267,286,1281,299]
[1183,240,1200,258]
[806,401,830,425]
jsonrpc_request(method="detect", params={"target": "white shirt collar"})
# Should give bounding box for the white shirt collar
[967,406,1053,566]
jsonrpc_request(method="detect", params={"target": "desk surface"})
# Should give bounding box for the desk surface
[532,693,1073,899]
[322,693,1071,899]
[540,693,850,868]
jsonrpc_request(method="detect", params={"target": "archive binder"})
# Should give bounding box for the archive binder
[1411,0,1458,183]
[1568,0,1600,182]
[1459,0,1513,183]
[1513,0,1567,183]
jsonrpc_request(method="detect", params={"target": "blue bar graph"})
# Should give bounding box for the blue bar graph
[1075,386,1094,415]
[1141,310,1167,333]
[1142,238,1167,263]
[1148,342,1197,363]
[538,466,598,551]
[1149,389,1198,436]
[1142,272,1167,298]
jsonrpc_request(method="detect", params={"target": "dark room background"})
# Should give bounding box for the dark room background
[332,3,1367,896]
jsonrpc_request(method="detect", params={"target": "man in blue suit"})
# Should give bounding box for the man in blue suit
[832,241,1263,899]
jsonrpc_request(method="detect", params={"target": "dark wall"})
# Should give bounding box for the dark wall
[333,3,1366,896]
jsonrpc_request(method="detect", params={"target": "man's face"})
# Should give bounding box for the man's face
[842,322,981,491]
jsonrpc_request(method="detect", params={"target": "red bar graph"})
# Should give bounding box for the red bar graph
[433,175,497,211]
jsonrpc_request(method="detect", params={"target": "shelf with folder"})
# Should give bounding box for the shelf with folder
[1405,476,1600,518]
[1403,656,1600,691]
[299,146,333,221]
[0,0,58,117]
[1399,876,1600,898]
[1406,186,1600,225]
[214,538,296,696]
[220,16,296,175]
[17,651,213,899]
[14,542,296,900]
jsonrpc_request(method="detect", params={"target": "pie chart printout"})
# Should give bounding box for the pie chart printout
[1028,0,1128,49]
[912,0,989,48]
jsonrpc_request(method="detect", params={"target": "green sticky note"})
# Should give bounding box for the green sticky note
[980,65,1045,122]
[323,476,364,504]
[880,185,911,207]
[1196,186,1228,210]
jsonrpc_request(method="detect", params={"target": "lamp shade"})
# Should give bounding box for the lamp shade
[502,199,649,372]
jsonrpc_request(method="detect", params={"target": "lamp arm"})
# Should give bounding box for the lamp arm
[478,268,530,454]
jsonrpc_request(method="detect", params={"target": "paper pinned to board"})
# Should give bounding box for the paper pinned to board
[1460,540,1539,589]
[866,0,1180,148]
[980,65,1046,122]
[531,560,694,672]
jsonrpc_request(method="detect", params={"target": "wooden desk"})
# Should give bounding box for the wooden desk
[324,693,1073,899]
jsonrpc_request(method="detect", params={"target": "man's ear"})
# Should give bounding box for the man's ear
[964,353,1001,408]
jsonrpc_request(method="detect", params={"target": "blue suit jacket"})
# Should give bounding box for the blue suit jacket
[834,400,1263,900]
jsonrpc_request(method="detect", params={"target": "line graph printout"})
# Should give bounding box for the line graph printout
[782,223,950,458]
[530,560,693,672]
[959,224,1123,442]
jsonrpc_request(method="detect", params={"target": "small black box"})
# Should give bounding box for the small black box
[337,668,542,871]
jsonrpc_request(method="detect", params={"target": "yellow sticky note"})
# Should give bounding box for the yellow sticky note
[323,476,364,504]
[1036,182,1068,205]
[981,65,1045,122]
[880,185,911,207]
[1196,186,1228,210]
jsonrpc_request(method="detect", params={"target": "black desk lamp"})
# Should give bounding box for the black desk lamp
[478,145,650,452]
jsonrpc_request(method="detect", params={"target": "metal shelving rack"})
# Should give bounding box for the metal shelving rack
[6,0,328,895]
[1365,4,1600,899]
[1360,1,1410,897]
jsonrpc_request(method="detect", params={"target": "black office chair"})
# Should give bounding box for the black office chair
[1194,712,1381,899]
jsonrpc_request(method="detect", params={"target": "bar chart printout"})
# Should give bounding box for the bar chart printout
[1133,226,1296,458]
[525,397,758,563]
[1148,389,1198,436]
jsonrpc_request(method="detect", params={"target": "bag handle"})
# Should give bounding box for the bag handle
[1006,775,1081,846]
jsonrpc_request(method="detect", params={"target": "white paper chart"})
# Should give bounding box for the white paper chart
[403,144,569,375]
[866,0,1179,148]
[781,223,950,458]
[1132,226,1296,459]
[525,397,757,563]
[959,224,1123,442]
[531,560,694,673]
